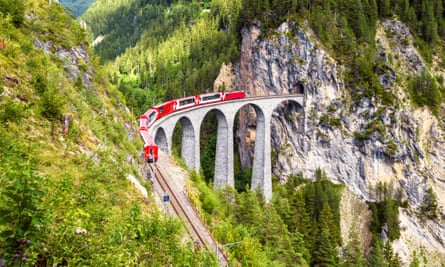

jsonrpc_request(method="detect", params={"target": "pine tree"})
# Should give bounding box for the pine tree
[384,241,403,267]
[235,189,263,236]
[378,0,391,18]
[420,187,438,219]
[311,203,338,266]
[312,228,337,267]
[292,189,314,259]
[421,0,439,44]
[272,187,293,230]
[260,204,298,265]
[342,229,366,267]
[368,237,386,267]
[292,230,311,266]
[318,203,339,247]
[382,198,400,240]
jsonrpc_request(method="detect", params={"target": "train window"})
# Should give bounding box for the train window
[159,107,163,114]
[178,97,195,106]
[148,111,156,123]
[202,93,221,102]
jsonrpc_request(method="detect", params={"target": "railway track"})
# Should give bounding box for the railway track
[148,164,229,266]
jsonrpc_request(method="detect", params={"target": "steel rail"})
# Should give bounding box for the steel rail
[149,164,229,266]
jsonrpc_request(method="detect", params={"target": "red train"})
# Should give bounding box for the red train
[139,90,245,163]
[139,115,158,163]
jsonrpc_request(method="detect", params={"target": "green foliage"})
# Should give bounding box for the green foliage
[341,229,366,267]
[0,99,26,125]
[407,71,442,116]
[368,197,401,241]
[409,251,420,267]
[27,1,86,48]
[368,237,386,267]
[345,47,389,103]
[235,167,252,192]
[200,113,218,184]
[0,130,47,265]
[420,187,438,219]
[82,0,241,114]
[385,140,398,156]
[319,114,342,129]
[40,87,65,121]
[188,167,347,266]
[384,241,403,267]
[367,235,402,267]
[354,118,386,142]
[0,0,25,26]
[312,203,338,266]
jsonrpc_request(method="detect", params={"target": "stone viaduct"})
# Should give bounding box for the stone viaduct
[148,95,304,201]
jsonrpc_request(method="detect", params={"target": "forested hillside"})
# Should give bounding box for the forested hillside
[0,0,215,265]
[81,0,240,115]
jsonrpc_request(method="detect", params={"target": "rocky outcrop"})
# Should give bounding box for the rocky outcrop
[229,20,445,265]
[34,40,94,89]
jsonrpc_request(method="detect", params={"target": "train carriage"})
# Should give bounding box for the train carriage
[224,90,245,100]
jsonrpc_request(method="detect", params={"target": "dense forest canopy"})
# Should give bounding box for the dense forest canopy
[78,0,444,116]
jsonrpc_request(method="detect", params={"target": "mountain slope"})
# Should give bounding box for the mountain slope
[0,1,215,265]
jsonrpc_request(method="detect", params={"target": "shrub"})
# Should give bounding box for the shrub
[40,88,64,121]
[0,99,25,124]
[407,72,441,116]
[420,187,438,220]
[0,0,25,26]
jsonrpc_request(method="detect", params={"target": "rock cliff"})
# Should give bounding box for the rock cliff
[216,20,445,265]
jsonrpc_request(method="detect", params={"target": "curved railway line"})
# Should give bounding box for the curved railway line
[148,164,229,266]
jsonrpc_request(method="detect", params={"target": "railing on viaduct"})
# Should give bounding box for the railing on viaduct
[149,94,304,201]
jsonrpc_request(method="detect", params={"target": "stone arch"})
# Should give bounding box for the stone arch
[154,127,168,152]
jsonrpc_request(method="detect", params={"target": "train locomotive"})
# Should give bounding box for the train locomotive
[139,90,245,163]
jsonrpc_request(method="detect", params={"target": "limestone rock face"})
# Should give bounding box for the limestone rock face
[231,20,445,264]
[34,40,94,89]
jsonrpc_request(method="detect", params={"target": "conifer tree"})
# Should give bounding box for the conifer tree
[292,230,311,266]
[384,241,403,267]
[368,237,386,267]
[312,228,337,267]
[342,229,366,267]
[420,187,438,219]
[318,203,337,245]
[260,204,297,265]
[291,190,312,238]
[235,189,263,236]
